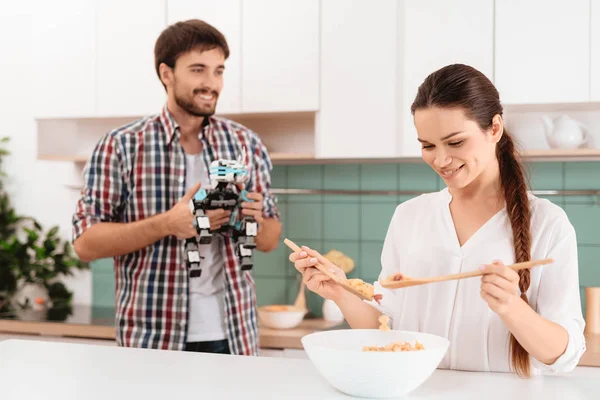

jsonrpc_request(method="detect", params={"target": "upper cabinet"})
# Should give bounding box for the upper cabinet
[28,0,600,162]
[495,0,590,104]
[167,0,242,114]
[317,0,398,158]
[96,0,167,117]
[592,1,600,101]
[31,0,96,118]
[401,0,494,157]
[241,0,319,113]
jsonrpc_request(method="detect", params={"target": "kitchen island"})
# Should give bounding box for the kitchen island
[0,339,598,400]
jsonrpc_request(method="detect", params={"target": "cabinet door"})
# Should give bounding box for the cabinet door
[31,0,96,118]
[401,0,494,157]
[96,0,167,117]
[318,0,398,158]
[167,0,242,114]
[241,0,319,113]
[592,0,600,101]
[495,0,590,104]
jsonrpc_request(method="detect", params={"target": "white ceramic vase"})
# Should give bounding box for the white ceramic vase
[322,299,345,323]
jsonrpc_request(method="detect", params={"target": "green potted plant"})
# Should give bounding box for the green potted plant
[0,136,88,321]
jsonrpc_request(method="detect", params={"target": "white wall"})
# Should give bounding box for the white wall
[0,3,91,305]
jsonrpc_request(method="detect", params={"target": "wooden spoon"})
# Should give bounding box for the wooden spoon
[379,258,554,289]
[294,277,307,311]
[283,238,374,301]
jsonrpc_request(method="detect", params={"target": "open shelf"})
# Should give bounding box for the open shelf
[35,111,600,165]
[37,148,600,165]
[38,154,90,163]
[504,101,600,113]
[521,148,600,161]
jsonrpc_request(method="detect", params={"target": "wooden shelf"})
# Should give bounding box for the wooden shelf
[504,101,600,113]
[38,148,600,165]
[38,154,89,163]
[272,148,600,164]
[520,148,600,161]
[270,152,315,161]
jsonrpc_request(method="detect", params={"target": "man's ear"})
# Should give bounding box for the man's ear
[490,114,504,144]
[159,63,173,88]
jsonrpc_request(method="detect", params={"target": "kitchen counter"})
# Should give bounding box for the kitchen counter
[0,304,344,349]
[0,339,598,400]
[1,305,598,364]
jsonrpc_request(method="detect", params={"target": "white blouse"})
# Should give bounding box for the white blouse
[370,188,586,374]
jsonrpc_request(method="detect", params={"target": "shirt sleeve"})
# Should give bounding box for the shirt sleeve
[531,218,587,373]
[72,133,125,243]
[249,135,280,220]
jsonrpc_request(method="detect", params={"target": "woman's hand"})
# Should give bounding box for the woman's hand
[289,246,347,302]
[479,260,522,316]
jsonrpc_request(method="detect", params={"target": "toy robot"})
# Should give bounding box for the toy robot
[184,152,259,278]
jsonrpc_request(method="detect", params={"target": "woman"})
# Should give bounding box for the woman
[289,64,586,376]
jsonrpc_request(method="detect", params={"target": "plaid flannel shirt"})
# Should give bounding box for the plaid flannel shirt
[72,105,280,355]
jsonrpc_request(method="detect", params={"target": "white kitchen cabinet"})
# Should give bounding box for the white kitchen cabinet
[31,0,96,118]
[317,0,398,158]
[241,0,319,113]
[400,0,494,157]
[167,0,242,114]
[96,0,167,117]
[495,0,590,104]
[592,0,600,101]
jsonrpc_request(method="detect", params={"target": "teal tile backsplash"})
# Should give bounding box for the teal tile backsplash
[91,258,115,308]
[91,161,600,319]
[323,203,360,241]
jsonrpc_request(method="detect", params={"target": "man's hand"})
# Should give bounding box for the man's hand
[165,182,202,239]
[240,192,264,223]
[206,208,232,231]
[165,182,233,238]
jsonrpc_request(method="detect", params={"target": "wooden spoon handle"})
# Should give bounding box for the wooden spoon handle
[381,258,554,289]
[294,279,307,310]
[440,258,554,281]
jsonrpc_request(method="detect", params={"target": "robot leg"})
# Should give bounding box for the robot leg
[236,216,258,271]
[184,237,203,278]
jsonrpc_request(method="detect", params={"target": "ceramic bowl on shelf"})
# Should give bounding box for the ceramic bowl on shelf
[257,305,307,329]
[301,329,449,398]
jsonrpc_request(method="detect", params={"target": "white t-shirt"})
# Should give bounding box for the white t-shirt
[370,188,586,374]
[185,153,227,342]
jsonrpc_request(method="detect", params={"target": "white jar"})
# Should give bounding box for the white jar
[322,299,345,323]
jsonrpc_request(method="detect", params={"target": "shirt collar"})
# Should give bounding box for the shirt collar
[159,104,180,145]
[160,104,213,146]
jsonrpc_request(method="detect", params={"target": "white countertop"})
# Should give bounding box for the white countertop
[0,339,598,400]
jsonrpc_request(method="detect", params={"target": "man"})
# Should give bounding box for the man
[72,19,282,356]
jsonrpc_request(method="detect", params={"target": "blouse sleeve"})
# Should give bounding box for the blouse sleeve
[531,217,587,373]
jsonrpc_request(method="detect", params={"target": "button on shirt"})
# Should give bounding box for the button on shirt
[371,188,586,374]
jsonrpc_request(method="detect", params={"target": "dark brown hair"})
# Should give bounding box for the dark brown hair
[411,64,532,377]
[154,19,230,88]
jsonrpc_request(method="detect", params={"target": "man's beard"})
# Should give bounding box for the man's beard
[174,85,219,118]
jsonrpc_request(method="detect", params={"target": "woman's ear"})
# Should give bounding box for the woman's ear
[490,114,504,144]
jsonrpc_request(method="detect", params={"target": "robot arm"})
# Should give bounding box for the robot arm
[232,190,259,271]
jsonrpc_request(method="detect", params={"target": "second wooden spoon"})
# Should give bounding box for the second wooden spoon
[379,258,554,289]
